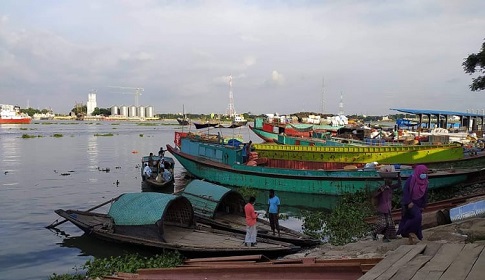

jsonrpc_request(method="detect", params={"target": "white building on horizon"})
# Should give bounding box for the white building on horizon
[86,90,97,116]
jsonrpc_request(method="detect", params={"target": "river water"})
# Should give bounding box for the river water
[0,121,337,280]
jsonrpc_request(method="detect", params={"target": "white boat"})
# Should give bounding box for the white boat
[232,114,248,127]
[0,104,32,124]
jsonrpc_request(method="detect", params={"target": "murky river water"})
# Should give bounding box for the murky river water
[0,121,337,279]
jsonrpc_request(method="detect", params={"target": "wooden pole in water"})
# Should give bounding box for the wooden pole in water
[45,196,120,229]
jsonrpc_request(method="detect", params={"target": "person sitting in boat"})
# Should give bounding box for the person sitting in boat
[163,163,173,182]
[143,163,152,180]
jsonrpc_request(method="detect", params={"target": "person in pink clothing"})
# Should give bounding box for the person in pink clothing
[244,196,258,247]
[371,174,402,242]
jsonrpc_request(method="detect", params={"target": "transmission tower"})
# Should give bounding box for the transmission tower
[339,91,344,116]
[226,75,236,117]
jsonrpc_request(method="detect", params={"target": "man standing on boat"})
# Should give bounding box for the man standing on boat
[267,189,281,237]
[244,196,258,246]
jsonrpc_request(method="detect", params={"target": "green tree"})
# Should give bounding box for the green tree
[463,39,485,91]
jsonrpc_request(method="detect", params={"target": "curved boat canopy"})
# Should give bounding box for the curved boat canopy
[108,193,193,226]
[181,180,245,219]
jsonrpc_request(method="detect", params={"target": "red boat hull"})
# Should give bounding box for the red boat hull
[0,118,32,124]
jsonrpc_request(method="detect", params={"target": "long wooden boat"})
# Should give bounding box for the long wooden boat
[54,193,300,257]
[141,154,175,191]
[193,121,220,129]
[179,179,321,247]
[252,140,485,170]
[166,133,485,195]
[176,117,190,125]
[250,117,343,142]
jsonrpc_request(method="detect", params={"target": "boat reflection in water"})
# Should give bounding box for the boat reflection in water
[59,235,145,258]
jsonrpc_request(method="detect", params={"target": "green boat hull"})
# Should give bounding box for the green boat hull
[167,138,481,196]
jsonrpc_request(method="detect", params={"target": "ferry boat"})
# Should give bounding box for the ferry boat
[0,104,32,124]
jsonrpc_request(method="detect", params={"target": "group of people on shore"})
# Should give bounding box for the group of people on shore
[372,164,429,245]
[244,189,281,247]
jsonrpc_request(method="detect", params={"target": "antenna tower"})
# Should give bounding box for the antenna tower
[226,75,236,117]
[321,77,325,114]
[339,91,344,115]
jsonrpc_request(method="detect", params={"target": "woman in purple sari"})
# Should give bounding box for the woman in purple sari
[397,164,429,244]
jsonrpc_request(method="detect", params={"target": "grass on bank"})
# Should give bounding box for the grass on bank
[301,181,485,246]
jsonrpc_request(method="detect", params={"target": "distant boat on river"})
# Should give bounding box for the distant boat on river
[0,104,32,124]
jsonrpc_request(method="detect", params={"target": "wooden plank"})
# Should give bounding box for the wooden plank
[466,245,485,280]
[375,244,427,280]
[389,255,432,280]
[358,245,424,280]
[440,244,484,280]
[184,254,267,263]
[412,243,464,279]
[421,242,443,256]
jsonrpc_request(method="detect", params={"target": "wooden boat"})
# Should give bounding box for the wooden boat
[176,105,190,125]
[250,117,343,142]
[166,132,485,195]
[141,154,175,191]
[252,136,485,170]
[179,179,321,247]
[252,142,465,166]
[177,117,190,126]
[232,114,248,127]
[174,131,244,147]
[54,193,300,257]
[193,121,220,129]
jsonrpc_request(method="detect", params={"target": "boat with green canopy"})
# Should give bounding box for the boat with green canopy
[53,193,300,257]
[180,179,321,247]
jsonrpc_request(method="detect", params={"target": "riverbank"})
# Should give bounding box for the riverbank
[283,182,485,261]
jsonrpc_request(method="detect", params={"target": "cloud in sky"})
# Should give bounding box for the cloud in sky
[0,0,484,116]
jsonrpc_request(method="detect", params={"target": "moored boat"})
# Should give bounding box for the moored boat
[53,193,300,257]
[166,133,484,195]
[193,121,220,129]
[0,104,32,124]
[252,141,465,166]
[177,117,190,126]
[231,114,248,127]
[179,179,321,247]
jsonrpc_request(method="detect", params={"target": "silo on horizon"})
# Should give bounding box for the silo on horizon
[120,106,128,117]
[129,106,137,117]
[137,106,146,118]
[110,105,119,116]
[145,106,154,118]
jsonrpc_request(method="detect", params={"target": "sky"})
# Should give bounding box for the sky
[1,0,484,116]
